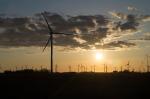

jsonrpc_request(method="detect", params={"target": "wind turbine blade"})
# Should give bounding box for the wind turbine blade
[54,32,93,36]
[43,37,51,52]
[41,12,53,35]
[54,32,78,35]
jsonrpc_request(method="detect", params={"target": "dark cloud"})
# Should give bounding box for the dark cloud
[0,12,110,50]
[110,11,150,33]
[0,11,147,50]
[95,41,136,50]
[114,14,139,31]
[138,15,150,22]
[0,17,30,29]
[0,28,47,47]
[139,32,150,40]
[104,41,136,48]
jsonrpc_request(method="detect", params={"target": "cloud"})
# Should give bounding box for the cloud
[128,32,150,42]
[0,10,149,50]
[109,12,127,19]
[139,15,150,22]
[115,15,139,31]
[140,32,150,40]
[0,28,47,47]
[0,12,110,50]
[95,41,136,50]
[73,37,86,44]
[110,12,142,33]
[110,11,150,32]
[127,6,137,11]
[104,41,136,48]
[109,12,140,32]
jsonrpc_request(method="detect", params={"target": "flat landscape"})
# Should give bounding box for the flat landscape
[0,70,150,99]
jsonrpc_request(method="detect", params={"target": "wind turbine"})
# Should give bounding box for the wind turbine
[126,61,131,71]
[146,54,150,72]
[41,12,77,73]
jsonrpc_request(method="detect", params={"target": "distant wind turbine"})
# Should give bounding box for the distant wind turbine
[146,54,150,72]
[126,61,131,71]
[41,12,77,73]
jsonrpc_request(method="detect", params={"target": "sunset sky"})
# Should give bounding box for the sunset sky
[0,0,150,72]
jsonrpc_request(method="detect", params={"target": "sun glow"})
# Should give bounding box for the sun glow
[95,52,103,60]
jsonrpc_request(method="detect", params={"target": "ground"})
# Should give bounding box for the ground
[0,70,150,99]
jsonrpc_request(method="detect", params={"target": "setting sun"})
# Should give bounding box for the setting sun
[95,52,103,60]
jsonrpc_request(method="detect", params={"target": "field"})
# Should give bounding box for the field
[0,70,150,99]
